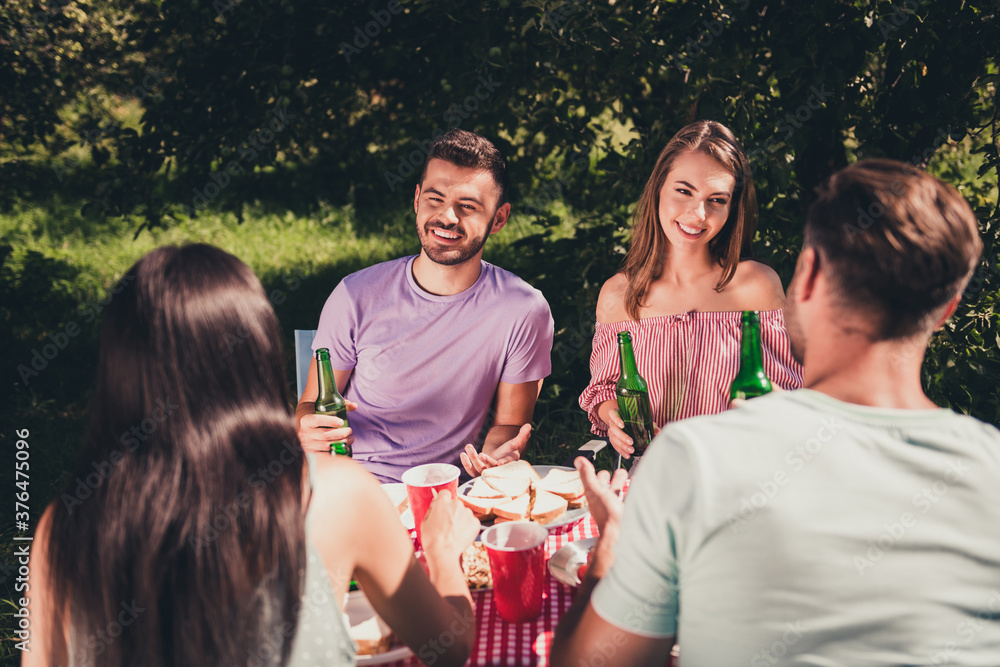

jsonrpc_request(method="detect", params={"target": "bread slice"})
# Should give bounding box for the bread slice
[493,493,531,521]
[542,480,584,500]
[483,460,541,483]
[483,476,531,498]
[467,477,507,499]
[459,494,505,520]
[530,490,568,525]
[537,470,583,500]
[539,468,580,484]
[567,492,587,509]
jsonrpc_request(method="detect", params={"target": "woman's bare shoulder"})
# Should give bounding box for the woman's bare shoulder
[309,454,378,502]
[596,273,629,324]
[728,260,786,311]
[306,455,401,549]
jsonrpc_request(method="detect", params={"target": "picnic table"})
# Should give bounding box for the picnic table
[385,515,601,667]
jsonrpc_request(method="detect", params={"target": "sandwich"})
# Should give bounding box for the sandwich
[482,460,539,498]
[530,489,569,525]
[459,493,506,521]
[482,476,531,498]
[537,469,584,500]
[492,493,532,521]
[466,461,584,526]
[466,477,507,499]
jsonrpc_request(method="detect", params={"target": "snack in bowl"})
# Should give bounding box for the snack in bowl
[577,547,594,581]
[461,542,493,589]
[459,462,588,526]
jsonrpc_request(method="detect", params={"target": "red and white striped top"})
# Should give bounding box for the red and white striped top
[579,309,804,435]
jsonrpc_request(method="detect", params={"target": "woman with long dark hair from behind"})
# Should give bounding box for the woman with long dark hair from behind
[25,243,479,667]
[579,121,803,459]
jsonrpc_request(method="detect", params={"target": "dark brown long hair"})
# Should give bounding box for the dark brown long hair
[46,244,305,666]
[621,120,758,320]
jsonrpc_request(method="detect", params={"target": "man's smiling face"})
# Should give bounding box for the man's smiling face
[414,158,507,266]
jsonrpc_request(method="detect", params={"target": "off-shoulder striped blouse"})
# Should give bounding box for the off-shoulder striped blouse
[579,309,804,436]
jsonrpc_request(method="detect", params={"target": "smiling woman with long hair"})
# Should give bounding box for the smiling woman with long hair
[579,121,803,459]
[25,244,478,667]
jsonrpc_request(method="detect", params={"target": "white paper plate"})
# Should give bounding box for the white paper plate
[345,590,413,664]
[547,537,597,587]
[459,465,589,532]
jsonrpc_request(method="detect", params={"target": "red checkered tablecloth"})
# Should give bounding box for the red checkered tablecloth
[387,515,600,667]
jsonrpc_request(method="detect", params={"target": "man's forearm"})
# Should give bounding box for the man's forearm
[482,424,524,457]
[551,571,600,655]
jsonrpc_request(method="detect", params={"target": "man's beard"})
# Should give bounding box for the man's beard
[418,222,491,266]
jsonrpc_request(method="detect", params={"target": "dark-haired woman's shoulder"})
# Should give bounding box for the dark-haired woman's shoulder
[596,273,629,324]
[305,455,408,576]
[308,454,379,508]
[726,259,786,311]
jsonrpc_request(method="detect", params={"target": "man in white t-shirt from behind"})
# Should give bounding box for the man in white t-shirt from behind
[552,158,1000,666]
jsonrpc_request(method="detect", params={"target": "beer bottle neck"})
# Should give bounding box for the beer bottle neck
[315,351,338,402]
[618,333,640,381]
[739,311,765,372]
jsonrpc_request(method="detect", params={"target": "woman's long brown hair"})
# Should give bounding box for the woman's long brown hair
[622,120,758,320]
[46,244,305,666]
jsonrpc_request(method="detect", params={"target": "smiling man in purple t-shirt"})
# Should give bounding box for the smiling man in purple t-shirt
[295,129,554,482]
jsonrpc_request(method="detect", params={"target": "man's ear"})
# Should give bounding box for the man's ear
[490,202,511,234]
[413,184,421,214]
[933,293,962,329]
[794,247,821,302]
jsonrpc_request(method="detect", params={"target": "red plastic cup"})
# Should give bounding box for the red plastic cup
[401,463,460,544]
[481,521,548,623]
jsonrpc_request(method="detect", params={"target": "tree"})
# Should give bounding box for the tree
[5,0,999,421]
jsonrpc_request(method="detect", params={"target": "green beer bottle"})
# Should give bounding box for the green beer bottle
[314,348,351,456]
[616,331,655,462]
[730,310,773,401]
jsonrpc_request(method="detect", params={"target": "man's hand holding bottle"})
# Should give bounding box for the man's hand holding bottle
[298,400,357,454]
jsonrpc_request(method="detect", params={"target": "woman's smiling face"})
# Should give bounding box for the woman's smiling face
[657,150,736,251]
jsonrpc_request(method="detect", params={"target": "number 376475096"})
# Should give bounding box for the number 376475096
[15,429,30,529]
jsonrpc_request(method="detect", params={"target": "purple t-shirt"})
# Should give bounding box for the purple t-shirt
[312,256,554,482]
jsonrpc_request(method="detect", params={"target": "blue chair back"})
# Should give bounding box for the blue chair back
[293,329,317,399]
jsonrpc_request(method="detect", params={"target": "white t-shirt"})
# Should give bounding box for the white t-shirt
[592,389,1000,666]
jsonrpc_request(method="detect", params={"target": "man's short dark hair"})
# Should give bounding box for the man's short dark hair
[805,158,982,339]
[420,129,509,208]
